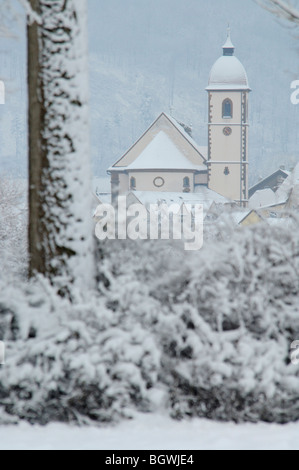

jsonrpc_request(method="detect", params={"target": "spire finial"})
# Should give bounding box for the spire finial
[227,23,230,36]
[223,25,235,56]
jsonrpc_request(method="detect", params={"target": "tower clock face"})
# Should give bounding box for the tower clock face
[223,127,232,136]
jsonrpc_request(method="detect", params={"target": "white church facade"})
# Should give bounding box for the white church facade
[108,32,250,208]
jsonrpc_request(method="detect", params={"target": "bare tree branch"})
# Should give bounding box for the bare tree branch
[257,0,299,25]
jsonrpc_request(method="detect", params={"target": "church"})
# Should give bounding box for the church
[108,31,250,208]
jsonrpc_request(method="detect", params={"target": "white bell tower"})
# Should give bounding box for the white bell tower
[206,30,250,207]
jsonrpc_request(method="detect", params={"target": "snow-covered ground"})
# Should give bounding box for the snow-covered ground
[1,413,299,450]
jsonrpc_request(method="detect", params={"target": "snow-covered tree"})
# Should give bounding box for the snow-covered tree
[0,177,27,276]
[1,218,299,425]
[27,0,95,293]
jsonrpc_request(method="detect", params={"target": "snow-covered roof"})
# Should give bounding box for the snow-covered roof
[214,209,262,228]
[163,113,207,161]
[275,162,299,204]
[196,146,208,161]
[206,33,250,91]
[128,188,230,215]
[249,168,290,196]
[94,193,111,205]
[125,131,205,172]
[206,56,250,91]
[193,185,230,203]
[108,112,207,172]
[249,188,277,210]
[230,210,252,225]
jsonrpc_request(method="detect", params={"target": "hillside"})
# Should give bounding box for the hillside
[0,0,298,186]
[88,0,299,186]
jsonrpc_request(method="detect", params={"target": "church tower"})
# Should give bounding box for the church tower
[206,30,250,206]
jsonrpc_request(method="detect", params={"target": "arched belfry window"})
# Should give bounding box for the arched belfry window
[130,176,136,190]
[222,99,233,119]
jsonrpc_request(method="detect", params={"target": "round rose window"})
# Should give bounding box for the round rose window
[154,177,165,188]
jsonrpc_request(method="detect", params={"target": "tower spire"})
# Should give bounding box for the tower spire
[223,26,235,56]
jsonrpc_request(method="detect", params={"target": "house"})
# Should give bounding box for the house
[249,168,289,198]
[249,163,299,218]
[232,210,263,226]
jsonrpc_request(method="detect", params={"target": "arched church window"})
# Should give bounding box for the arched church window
[222,99,233,119]
[130,176,136,190]
[183,177,190,188]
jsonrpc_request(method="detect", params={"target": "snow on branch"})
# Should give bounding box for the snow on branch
[257,0,299,25]
[18,0,42,25]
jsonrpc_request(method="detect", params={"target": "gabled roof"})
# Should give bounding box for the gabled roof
[163,113,207,158]
[126,131,205,171]
[108,112,207,173]
[249,168,289,198]
[231,210,262,225]
[249,188,277,209]
[249,164,299,210]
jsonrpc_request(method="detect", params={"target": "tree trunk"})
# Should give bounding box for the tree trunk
[28,0,95,293]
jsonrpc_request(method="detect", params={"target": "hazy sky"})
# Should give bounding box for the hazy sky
[0,0,298,184]
[87,0,299,182]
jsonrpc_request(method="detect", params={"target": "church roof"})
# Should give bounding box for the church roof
[109,112,207,172]
[206,32,250,91]
[125,131,205,172]
[163,113,206,158]
[206,56,250,91]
